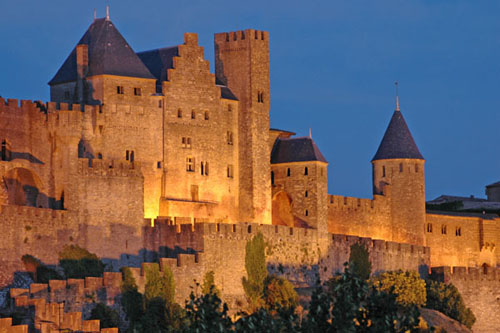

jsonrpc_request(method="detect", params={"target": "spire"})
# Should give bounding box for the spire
[106,5,110,20]
[372,107,424,161]
[395,81,400,111]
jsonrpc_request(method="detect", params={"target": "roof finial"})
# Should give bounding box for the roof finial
[309,127,312,138]
[395,81,400,111]
[106,5,110,20]
[93,8,97,21]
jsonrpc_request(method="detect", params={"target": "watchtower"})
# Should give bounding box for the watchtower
[214,30,271,224]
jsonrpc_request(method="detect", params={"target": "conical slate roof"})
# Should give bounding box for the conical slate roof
[372,110,424,161]
[49,18,154,85]
[271,137,327,164]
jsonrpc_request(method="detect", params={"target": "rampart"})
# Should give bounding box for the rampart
[430,266,500,332]
[144,221,430,307]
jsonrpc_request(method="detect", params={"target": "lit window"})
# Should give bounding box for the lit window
[117,86,124,94]
[186,157,195,172]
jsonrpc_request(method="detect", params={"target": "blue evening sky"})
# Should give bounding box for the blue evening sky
[1,1,499,200]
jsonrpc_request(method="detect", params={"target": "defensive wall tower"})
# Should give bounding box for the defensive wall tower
[214,29,271,224]
[372,102,425,245]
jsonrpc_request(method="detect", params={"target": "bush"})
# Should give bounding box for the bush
[349,243,371,280]
[263,275,298,310]
[22,254,62,283]
[371,270,426,306]
[144,264,175,304]
[58,245,104,279]
[425,280,476,329]
[89,303,119,329]
[242,232,267,311]
[184,288,232,332]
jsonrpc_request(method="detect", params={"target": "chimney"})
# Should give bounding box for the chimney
[76,44,89,104]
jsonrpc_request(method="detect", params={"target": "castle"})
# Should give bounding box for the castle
[1,13,499,331]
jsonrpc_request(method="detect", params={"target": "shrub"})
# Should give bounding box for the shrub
[184,288,232,332]
[89,303,119,328]
[36,265,63,283]
[371,270,426,306]
[121,266,138,293]
[144,264,175,304]
[349,243,371,280]
[202,270,220,297]
[58,245,104,279]
[425,280,476,329]
[263,275,298,310]
[242,232,267,311]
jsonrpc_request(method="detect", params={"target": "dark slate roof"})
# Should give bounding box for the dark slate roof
[426,210,498,220]
[136,46,178,82]
[372,110,424,161]
[486,181,500,188]
[49,18,154,85]
[271,137,327,164]
[137,47,238,100]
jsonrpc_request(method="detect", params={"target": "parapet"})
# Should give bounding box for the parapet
[328,194,388,212]
[214,29,269,43]
[431,266,500,283]
[330,233,429,256]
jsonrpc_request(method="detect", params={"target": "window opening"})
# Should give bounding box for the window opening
[305,191,308,198]
[126,150,129,161]
[177,109,182,118]
[456,227,462,236]
[227,165,234,178]
[227,131,233,145]
[134,87,141,96]
[191,110,196,119]
[186,157,195,172]
[441,225,447,234]
[287,168,291,177]
[204,111,209,120]
[382,166,386,177]
[117,86,124,94]
[399,163,403,172]
[427,223,433,233]
[305,210,309,217]
[304,167,308,176]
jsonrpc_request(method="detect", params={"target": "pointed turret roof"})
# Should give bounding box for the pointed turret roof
[49,18,154,85]
[271,137,327,164]
[372,109,424,161]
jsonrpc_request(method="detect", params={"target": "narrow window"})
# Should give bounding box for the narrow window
[248,225,252,233]
[226,33,229,42]
[415,164,419,173]
[426,223,433,233]
[204,111,209,120]
[126,150,129,161]
[117,86,124,94]
[201,162,204,175]
[456,227,462,236]
[255,30,258,39]
[205,162,209,176]
[227,165,234,178]
[305,210,309,217]
[130,151,135,162]
[227,131,233,145]
[399,163,403,172]
[177,109,182,118]
[1,140,9,161]
[228,104,232,112]
[382,166,386,177]
[97,153,102,159]
[441,225,447,235]
[191,110,196,119]
[182,137,186,148]
[186,157,195,172]
[304,167,308,176]
[134,87,142,96]
[187,137,191,148]
[271,171,274,185]
[157,161,162,169]
[305,191,308,198]
[287,168,291,177]
[261,31,265,40]
[241,31,245,39]
[158,100,162,108]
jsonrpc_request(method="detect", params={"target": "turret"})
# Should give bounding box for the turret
[372,101,425,245]
[214,30,271,224]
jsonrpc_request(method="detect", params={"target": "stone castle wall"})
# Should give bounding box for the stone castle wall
[431,266,500,332]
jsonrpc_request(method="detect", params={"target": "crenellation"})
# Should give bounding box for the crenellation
[49,279,67,291]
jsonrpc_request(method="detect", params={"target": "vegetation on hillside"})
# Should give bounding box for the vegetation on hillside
[58,245,104,278]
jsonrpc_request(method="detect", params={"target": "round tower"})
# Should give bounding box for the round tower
[372,101,425,245]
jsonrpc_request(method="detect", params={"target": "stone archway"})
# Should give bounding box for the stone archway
[3,167,44,207]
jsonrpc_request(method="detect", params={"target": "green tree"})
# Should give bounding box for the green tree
[202,270,220,297]
[120,267,144,326]
[21,254,62,283]
[183,288,232,332]
[144,264,175,304]
[349,243,371,280]
[89,303,120,329]
[242,232,267,311]
[58,245,104,279]
[263,275,298,310]
[371,270,426,306]
[234,306,299,333]
[425,280,476,329]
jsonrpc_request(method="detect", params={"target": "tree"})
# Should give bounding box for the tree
[21,254,62,283]
[263,275,298,310]
[202,270,220,297]
[58,245,104,279]
[120,267,144,326]
[183,288,232,332]
[371,270,426,306]
[89,303,119,329]
[425,280,476,329]
[349,243,371,280]
[144,264,175,304]
[242,232,267,311]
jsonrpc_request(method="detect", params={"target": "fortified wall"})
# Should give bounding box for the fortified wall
[431,266,500,332]
[143,221,430,306]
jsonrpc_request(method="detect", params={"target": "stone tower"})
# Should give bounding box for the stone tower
[372,103,425,245]
[214,30,271,224]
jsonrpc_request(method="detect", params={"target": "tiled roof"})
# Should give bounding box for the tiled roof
[271,137,327,164]
[372,110,424,161]
[49,18,154,85]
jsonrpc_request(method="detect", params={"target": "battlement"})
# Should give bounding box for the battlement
[78,158,142,176]
[0,97,100,114]
[328,194,388,212]
[330,233,428,255]
[214,29,269,43]
[0,205,69,220]
[431,266,500,282]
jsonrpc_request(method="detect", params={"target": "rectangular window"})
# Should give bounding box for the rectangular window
[191,110,196,119]
[134,87,142,96]
[204,111,209,120]
[228,104,232,112]
[227,164,234,178]
[178,109,182,118]
[158,100,162,108]
[181,137,192,149]
[117,86,124,94]
[227,131,233,145]
[186,157,195,172]
[157,161,162,169]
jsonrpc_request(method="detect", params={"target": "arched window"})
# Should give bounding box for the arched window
[304,167,308,176]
